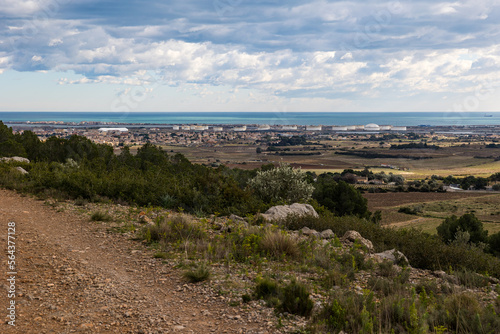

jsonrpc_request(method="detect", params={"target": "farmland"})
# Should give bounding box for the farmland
[364,192,500,234]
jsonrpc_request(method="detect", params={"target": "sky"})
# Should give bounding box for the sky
[0,0,500,112]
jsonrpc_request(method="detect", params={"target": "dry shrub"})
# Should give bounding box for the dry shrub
[260,230,299,259]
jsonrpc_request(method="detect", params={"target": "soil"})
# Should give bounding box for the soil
[0,190,278,333]
[363,191,493,211]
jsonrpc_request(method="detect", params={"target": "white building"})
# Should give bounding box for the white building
[306,125,322,131]
[364,123,380,131]
[281,125,298,131]
[391,126,407,131]
[257,125,271,131]
[232,126,247,132]
[98,127,129,133]
[331,126,348,131]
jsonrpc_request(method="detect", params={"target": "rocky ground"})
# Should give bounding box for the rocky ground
[0,190,285,333]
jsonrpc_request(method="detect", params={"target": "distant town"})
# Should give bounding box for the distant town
[5,121,500,148]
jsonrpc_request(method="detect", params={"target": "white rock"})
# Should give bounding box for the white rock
[374,249,410,266]
[0,156,30,163]
[15,167,29,175]
[260,203,318,221]
[320,229,335,239]
[342,230,373,252]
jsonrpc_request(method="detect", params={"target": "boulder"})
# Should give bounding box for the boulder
[138,214,154,226]
[0,156,30,163]
[320,229,335,239]
[342,230,374,252]
[15,167,29,175]
[374,249,410,267]
[229,214,248,227]
[260,203,318,222]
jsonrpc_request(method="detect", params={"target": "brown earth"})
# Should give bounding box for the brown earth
[363,191,493,211]
[0,190,277,334]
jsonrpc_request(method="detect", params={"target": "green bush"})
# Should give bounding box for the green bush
[90,211,113,222]
[248,163,314,203]
[313,175,370,218]
[437,213,488,245]
[183,262,210,283]
[278,279,314,317]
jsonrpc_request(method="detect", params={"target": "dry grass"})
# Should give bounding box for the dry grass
[260,230,299,259]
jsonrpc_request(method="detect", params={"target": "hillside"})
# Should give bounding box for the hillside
[0,189,281,333]
[2,189,500,333]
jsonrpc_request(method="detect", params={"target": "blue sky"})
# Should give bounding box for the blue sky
[1,0,499,112]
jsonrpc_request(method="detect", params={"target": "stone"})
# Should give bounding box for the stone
[0,156,30,163]
[229,214,248,228]
[138,214,154,225]
[15,167,29,175]
[301,227,318,236]
[374,249,410,266]
[342,230,374,252]
[320,229,335,239]
[260,203,318,221]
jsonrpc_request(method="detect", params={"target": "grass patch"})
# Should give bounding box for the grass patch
[183,262,211,283]
[90,211,113,222]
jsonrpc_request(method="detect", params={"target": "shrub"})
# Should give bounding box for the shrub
[248,163,314,203]
[437,213,488,245]
[278,279,314,317]
[90,211,112,222]
[183,262,210,283]
[313,176,370,218]
[454,269,489,289]
[260,230,299,259]
[254,277,280,300]
[488,231,500,256]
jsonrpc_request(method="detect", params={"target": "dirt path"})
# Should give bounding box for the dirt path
[0,190,274,333]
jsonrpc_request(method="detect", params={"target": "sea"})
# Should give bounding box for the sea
[1,112,500,127]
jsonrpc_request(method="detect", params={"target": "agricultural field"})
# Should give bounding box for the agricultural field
[127,138,500,179]
[364,192,500,234]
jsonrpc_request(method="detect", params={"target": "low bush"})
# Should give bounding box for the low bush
[260,230,299,259]
[279,214,500,278]
[90,211,113,222]
[183,262,210,283]
[254,277,313,317]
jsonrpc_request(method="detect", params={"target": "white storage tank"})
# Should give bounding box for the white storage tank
[364,123,380,131]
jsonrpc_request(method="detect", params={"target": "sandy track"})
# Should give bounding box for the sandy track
[0,190,272,333]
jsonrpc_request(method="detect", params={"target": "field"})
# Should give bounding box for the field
[364,192,500,234]
[129,137,500,236]
[135,139,500,179]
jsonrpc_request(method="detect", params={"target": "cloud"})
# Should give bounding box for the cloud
[0,0,500,108]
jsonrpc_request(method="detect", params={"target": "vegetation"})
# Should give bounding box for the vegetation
[3,120,500,333]
[248,163,314,204]
[436,213,488,245]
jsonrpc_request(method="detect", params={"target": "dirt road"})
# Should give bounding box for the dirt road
[0,190,275,333]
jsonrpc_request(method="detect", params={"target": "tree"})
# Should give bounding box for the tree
[488,232,500,257]
[437,213,488,245]
[256,147,262,154]
[248,163,314,203]
[312,175,369,218]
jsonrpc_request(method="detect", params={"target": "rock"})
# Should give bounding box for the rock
[138,214,154,225]
[229,214,248,228]
[342,230,374,252]
[229,214,246,223]
[374,249,410,266]
[15,167,29,175]
[260,203,318,221]
[0,156,30,163]
[433,270,458,284]
[320,229,335,239]
[301,227,317,236]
